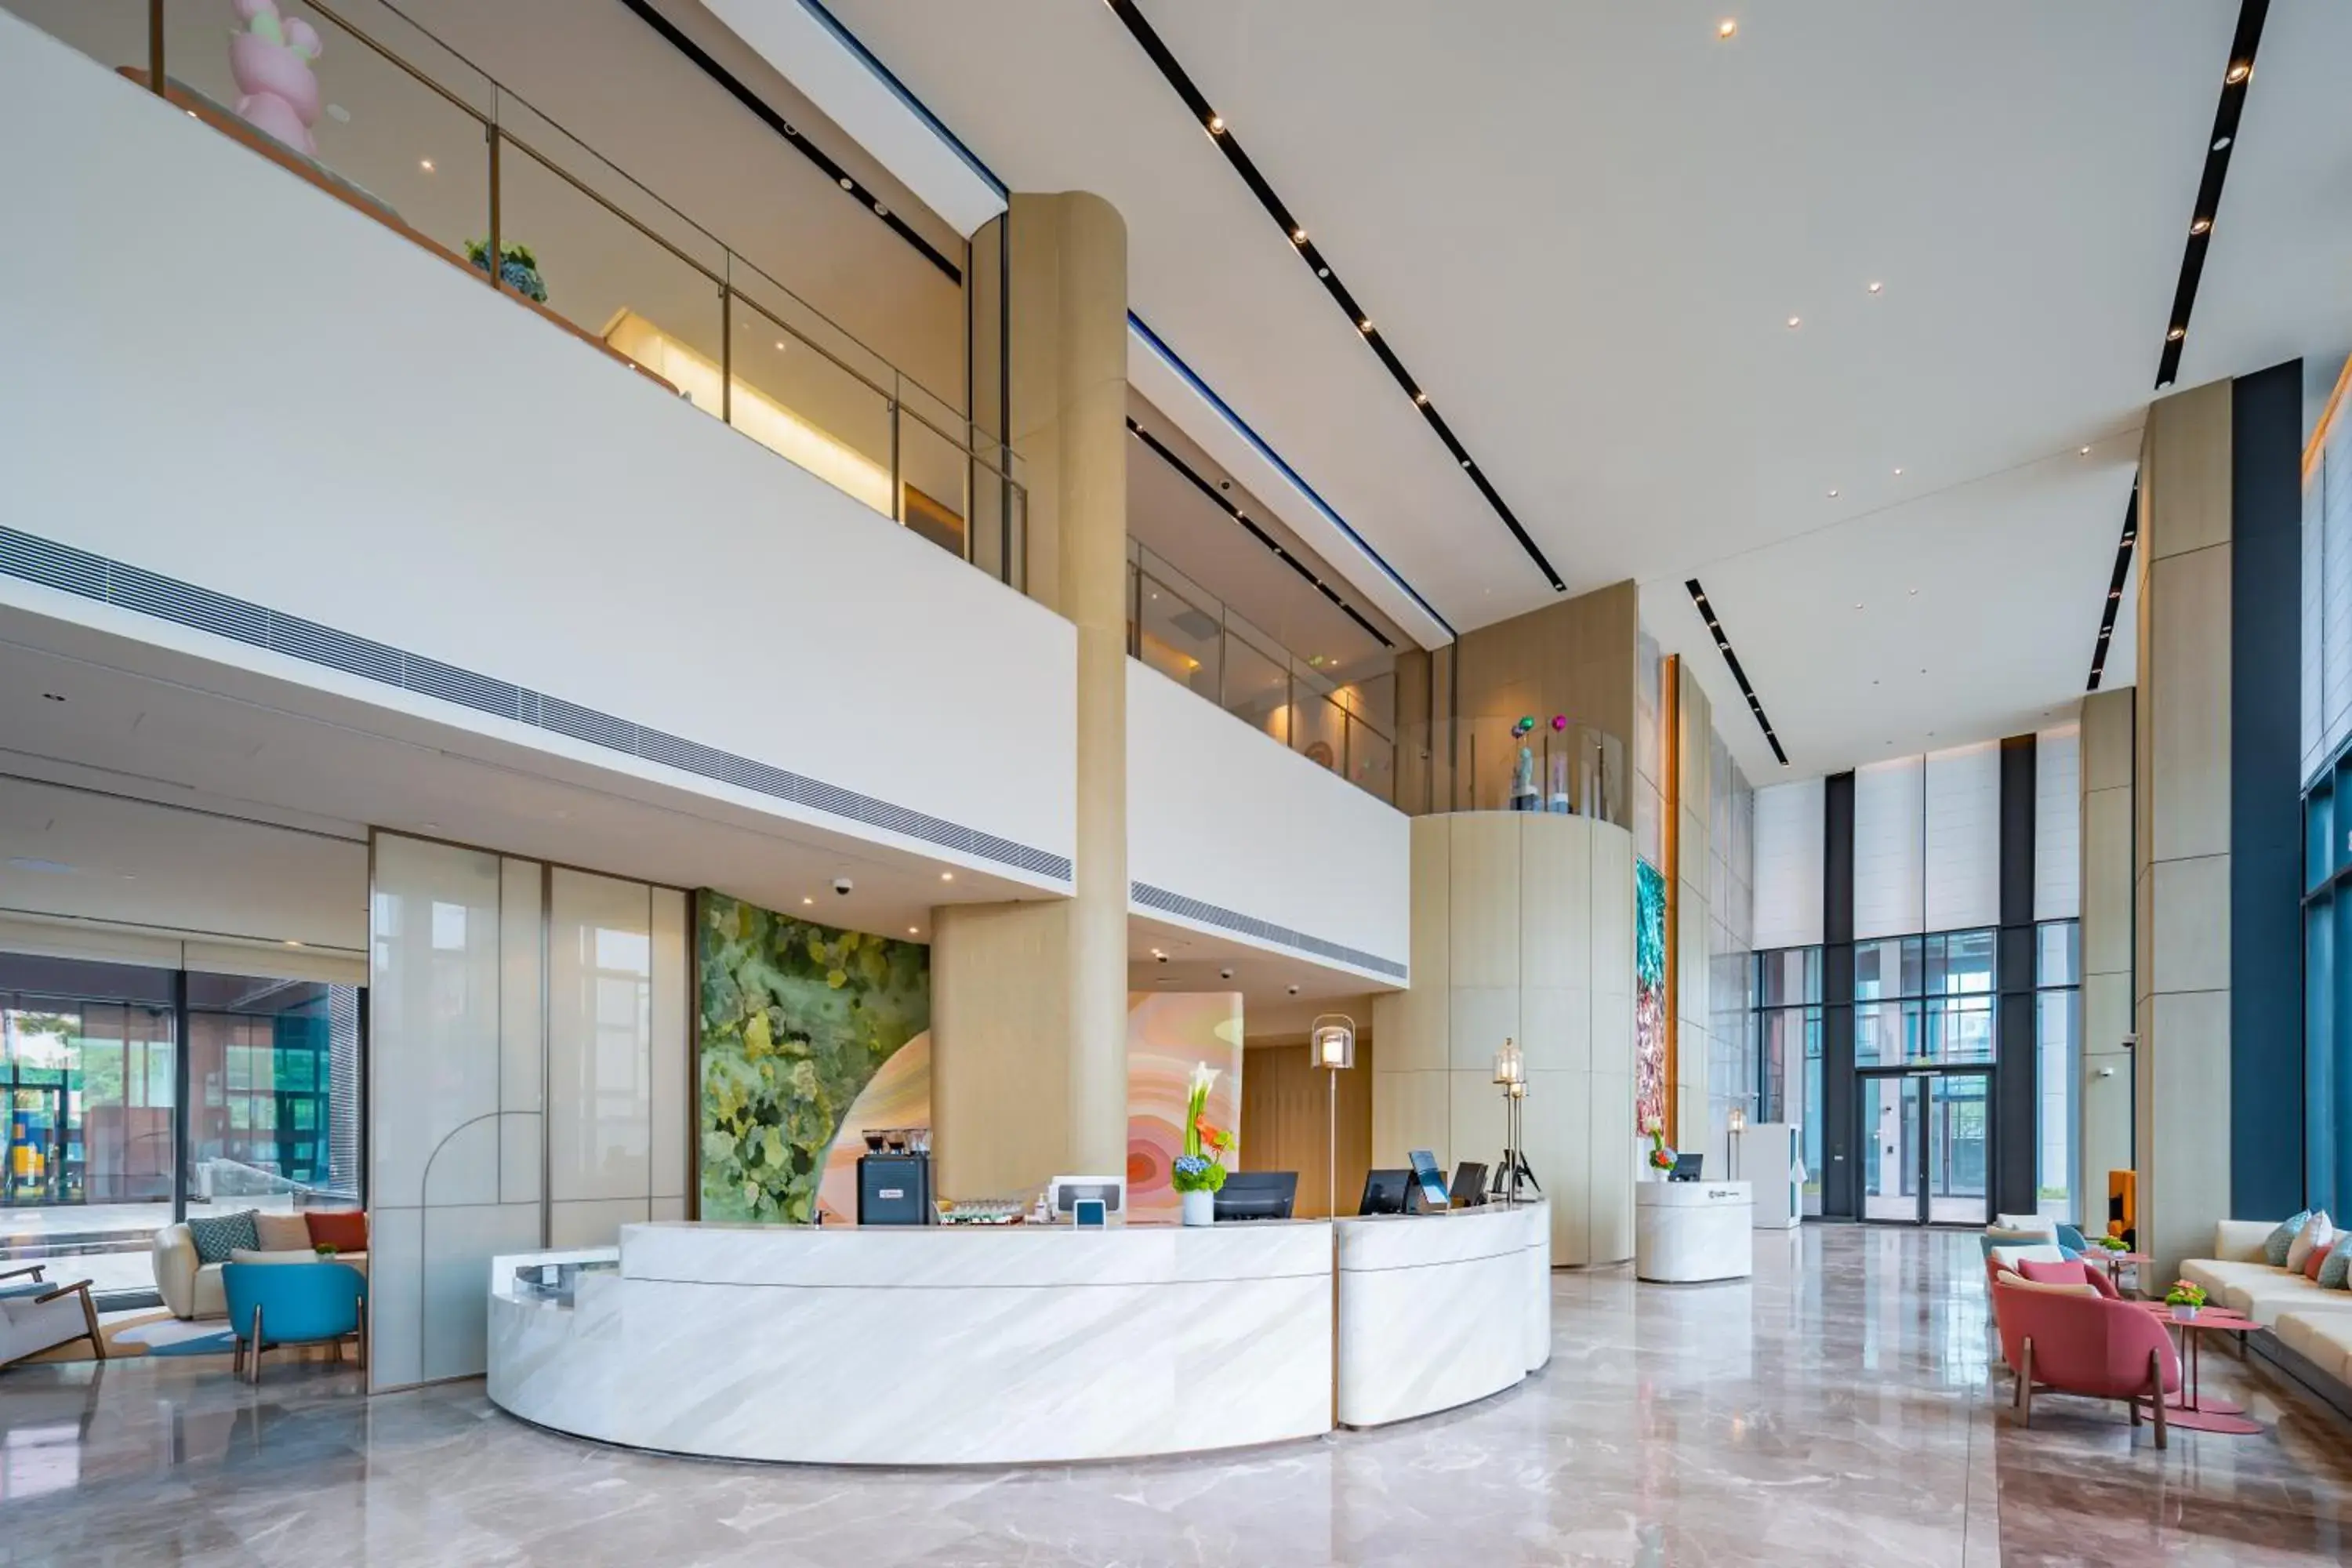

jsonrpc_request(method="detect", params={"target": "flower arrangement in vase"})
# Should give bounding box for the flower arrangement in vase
[1173,1062,1236,1225]
[2164,1279,2207,1322]
[1642,1116,1676,1181]
[2093,1234,2129,1254]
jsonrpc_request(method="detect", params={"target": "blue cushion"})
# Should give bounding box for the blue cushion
[2056,1223,2089,1253]
[2263,1210,2314,1268]
[186,1209,260,1265]
[2321,1246,2352,1290]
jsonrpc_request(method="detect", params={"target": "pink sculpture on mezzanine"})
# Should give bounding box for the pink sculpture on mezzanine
[229,0,326,156]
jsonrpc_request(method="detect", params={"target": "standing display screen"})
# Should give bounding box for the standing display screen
[1407,1149,1450,1211]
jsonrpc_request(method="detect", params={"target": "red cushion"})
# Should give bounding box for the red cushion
[2018,1257,2120,1299]
[2304,1240,2335,1281]
[304,1210,368,1252]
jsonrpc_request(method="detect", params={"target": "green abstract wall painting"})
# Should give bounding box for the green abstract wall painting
[696,891,930,1224]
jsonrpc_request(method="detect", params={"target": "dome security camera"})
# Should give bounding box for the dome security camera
[832,877,854,896]
[1286,983,1301,996]
[1155,952,1169,964]
[1219,967,1234,980]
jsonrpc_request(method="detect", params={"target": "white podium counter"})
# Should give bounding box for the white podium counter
[488,1205,1552,1466]
[1634,1181,1754,1283]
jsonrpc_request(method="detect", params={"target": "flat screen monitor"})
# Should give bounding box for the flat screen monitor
[1406,1149,1450,1211]
[1049,1175,1127,1219]
[1670,1152,1704,1182]
[1450,1161,1489,1208]
[1214,1171,1298,1221]
[1359,1168,1410,1216]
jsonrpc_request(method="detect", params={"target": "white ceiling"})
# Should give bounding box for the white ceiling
[815,0,2352,780]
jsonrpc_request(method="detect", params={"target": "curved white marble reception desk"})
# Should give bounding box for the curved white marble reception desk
[488,1220,1332,1465]
[1635,1181,1753,1283]
[1334,1200,1550,1427]
[488,1206,1553,1466]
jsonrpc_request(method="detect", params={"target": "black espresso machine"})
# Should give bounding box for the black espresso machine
[855,1127,934,1225]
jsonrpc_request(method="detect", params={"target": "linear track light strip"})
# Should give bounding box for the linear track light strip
[1127,420,1395,650]
[2085,487,2139,692]
[1103,0,1566,592]
[1683,579,1788,767]
[614,0,962,284]
[2154,0,2268,387]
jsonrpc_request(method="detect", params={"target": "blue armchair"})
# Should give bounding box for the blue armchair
[221,1261,366,1384]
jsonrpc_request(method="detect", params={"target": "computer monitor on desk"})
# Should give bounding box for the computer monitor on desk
[1214,1171,1297,1221]
[1450,1162,1488,1208]
[1359,1168,1410,1215]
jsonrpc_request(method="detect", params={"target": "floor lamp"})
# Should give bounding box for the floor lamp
[1494,1037,1526,1206]
[1728,1105,1748,1181]
[1310,1014,1356,1217]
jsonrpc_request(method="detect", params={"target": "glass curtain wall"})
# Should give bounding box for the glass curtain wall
[2034,923,2082,1221]
[0,953,361,1303]
[1754,946,1823,1214]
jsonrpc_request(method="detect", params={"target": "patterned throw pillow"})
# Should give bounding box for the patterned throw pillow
[2264,1210,2314,1268]
[2288,1213,2336,1273]
[186,1209,260,1265]
[2321,1246,2352,1290]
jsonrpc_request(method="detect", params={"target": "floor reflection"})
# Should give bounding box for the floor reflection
[0,1228,2346,1565]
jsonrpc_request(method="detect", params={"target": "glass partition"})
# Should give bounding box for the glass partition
[2,0,1027,589]
[1395,717,1628,822]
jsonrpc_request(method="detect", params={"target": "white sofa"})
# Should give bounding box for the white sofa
[153,1223,368,1320]
[0,1267,104,1368]
[2180,1221,2352,1412]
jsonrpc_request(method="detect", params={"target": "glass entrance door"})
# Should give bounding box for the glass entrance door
[1860,1069,1992,1225]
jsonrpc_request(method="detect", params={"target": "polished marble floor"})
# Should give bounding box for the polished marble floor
[2,1225,2349,1566]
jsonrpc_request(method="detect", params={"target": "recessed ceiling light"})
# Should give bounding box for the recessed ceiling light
[1786,315,1802,329]
[2080,445,2092,456]
[838,176,854,191]
[909,926,920,935]
[2225,61,2250,84]
[2168,326,2187,341]
[1207,114,1225,133]
[1867,281,1883,295]
[1907,586,1918,595]
[2190,218,2212,235]
[1892,466,1903,476]
[1316,267,1330,278]
[2213,135,2232,151]
[1461,459,1473,469]
[1827,487,1839,497]
[1853,601,1864,611]
[284,939,304,948]
[1717,18,1737,38]
[775,340,787,351]
[1290,227,1307,244]
[802,897,815,906]
[419,158,434,172]
[1358,318,1374,333]
[940,872,953,881]
[1414,390,1429,405]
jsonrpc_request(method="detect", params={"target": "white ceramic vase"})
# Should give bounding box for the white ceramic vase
[1181,1189,1214,1226]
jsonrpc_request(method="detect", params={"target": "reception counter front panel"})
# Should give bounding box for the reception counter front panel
[488,1205,1555,1465]
[490,1221,1332,1465]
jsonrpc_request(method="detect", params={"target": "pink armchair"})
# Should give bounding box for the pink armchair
[1993,1277,2181,1447]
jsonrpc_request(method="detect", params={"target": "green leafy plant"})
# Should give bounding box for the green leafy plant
[2164,1279,2206,1310]
[1171,1154,1226,1194]
[313,1243,338,1258]
[697,893,927,1225]
[2094,1234,2128,1253]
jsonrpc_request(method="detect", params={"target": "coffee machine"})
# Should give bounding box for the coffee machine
[855,1127,933,1225]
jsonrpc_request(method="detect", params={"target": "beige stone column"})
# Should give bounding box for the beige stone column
[932,193,1130,1194]
[1671,662,1713,1162]
[2134,379,2233,1276]
[2078,686,2135,1230]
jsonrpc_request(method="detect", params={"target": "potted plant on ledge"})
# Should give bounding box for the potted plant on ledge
[2165,1279,2207,1323]
[1642,1117,1676,1182]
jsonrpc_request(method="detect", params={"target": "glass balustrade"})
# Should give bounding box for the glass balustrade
[9,0,1026,592]
[1395,716,1629,822]
[1127,544,1398,805]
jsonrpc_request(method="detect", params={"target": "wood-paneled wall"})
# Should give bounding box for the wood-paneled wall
[1240,1035,1376,1218]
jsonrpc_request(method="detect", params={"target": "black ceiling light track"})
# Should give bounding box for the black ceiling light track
[2085,486,2140,691]
[1684,579,1788,768]
[1128,419,1396,651]
[614,0,961,284]
[2155,0,2268,387]
[1102,0,1565,594]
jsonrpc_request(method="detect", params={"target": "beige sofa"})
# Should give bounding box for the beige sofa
[2180,1221,2352,1413]
[153,1223,368,1320]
